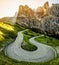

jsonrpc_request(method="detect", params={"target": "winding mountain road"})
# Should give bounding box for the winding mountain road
[5,30,57,62]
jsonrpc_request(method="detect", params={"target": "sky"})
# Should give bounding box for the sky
[0,0,59,18]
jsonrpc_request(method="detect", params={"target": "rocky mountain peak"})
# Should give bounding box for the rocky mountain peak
[17,5,35,19]
[43,1,49,9]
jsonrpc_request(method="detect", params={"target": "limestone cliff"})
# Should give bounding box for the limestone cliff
[16,2,59,37]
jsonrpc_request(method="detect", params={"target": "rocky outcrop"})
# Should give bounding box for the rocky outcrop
[47,4,59,17]
[41,15,59,36]
[17,16,42,31]
[16,2,59,37]
[16,5,42,32]
[36,1,49,18]
[43,1,49,9]
[17,5,36,19]
[42,4,59,36]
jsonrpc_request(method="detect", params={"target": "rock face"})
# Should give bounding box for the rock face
[16,2,59,37]
[42,4,59,36]
[36,1,49,18]
[17,5,42,32]
[41,15,59,36]
[47,4,59,17]
[43,1,49,9]
[17,5,35,19]
[17,16,42,32]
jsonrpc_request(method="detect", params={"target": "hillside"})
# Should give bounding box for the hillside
[0,22,59,65]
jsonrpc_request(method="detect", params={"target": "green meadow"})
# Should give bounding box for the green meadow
[0,22,59,65]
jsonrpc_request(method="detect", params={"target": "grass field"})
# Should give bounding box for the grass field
[35,35,59,65]
[21,30,39,51]
[35,36,59,47]
[0,22,59,65]
[0,22,25,48]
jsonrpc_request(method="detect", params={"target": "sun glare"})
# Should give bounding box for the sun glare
[0,35,4,41]
[0,31,4,35]
[0,22,14,31]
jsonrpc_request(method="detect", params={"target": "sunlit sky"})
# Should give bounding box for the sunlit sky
[0,0,59,18]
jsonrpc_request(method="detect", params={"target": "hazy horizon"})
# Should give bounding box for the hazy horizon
[0,0,59,18]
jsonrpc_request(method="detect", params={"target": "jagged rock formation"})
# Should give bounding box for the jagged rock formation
[17,16,42,32]
[17,5,42,31]
[36,1,49,18]
[16,2,59,37]
[44,1,49,9]
[17,5,35,19]
[41,15,59,36]
[16,5,37,28]
[42,4,59,36]
[47,4,59,17]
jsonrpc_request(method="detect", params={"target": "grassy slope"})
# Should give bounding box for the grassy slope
[0,22,25,48]
[21,30,39,51]
[35,36,59,47]
[35,35,59,65]
[0,22,59,65]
